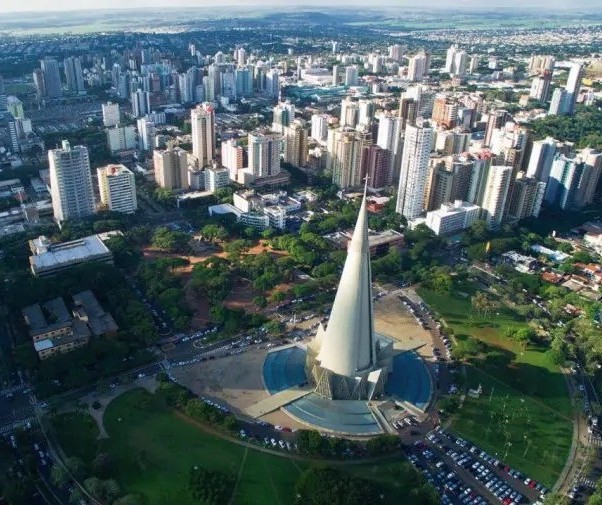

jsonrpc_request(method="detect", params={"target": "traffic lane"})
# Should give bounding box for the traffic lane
[0,390,34,423]
[431,433,542,503]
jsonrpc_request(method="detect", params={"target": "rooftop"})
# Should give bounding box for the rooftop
[29,234,112,273]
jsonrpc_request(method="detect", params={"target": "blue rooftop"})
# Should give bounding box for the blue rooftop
[384,351,432,410]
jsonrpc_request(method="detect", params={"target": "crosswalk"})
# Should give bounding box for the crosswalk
[588,435,602,447]
[576,476,597,489]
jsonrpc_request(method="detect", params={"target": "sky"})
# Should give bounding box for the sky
[2,0,600,12]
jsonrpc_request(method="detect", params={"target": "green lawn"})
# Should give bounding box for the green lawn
[52,389,417,505]
[417,284,573,486]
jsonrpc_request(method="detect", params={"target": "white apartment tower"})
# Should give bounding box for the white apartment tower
[396,121,434,220]
[49,141,96,222]
[481,165,512,230]
[311,114,330,142]
[221,139,244,181]
[283,120,308,168]
[191,103,216,168]
[248,131,281,178]
[137,116,156,151]
[97,164,137,214]
[102,102,121,127]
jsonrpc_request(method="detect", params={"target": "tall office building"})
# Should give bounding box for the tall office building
[481,165,512,230]
[97,164,137,214]
[191,103,216,168]
[153,147,189,191]
[41,59,62,98]
[63,57,85,94]
[345,66,358,87]
[248,131,281,178]
[137,116,156,152]
[396,121,434,220]
[131,89,151,117]
[283,119,309,168]
[102,102,120,127]
[327,128,366,189]
[311,114,330,142]
[340,98,359,128]
[221,139,244,181]
[360,145,392,191]
[49,141,96,222]
[525,137,558,182]
[272,101,295,133]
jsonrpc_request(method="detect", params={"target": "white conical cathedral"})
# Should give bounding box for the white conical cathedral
[306,190,393,400]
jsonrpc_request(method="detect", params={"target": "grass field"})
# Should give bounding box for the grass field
[52,389,416,505]
[417,283,573,486]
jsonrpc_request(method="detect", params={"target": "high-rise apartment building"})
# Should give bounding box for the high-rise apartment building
[529,72,552,102]
[311,114,330,142]
[131,89,151,117]
[388,44,404,63]
[63,57,85,94]
[32,69,46,98]
[248,131,281,178]
[484,109,511,147]
[340,98,359,128]
[41,59,62,98]
[97,164,137,214]
[272,102,295,133]
[360,145,392,191]
[283,119,308,168]
[102,102,121,127]
[548,88,568,116]
[564,63,583,116]
[221,139,244,181]
[344,66,358,87]
[481,165,512,230]
[505,175,546,220]
[467,154,493,206]
[137,116,156,152]
[574,149,602,208]
[358,100,375,127]
[529,55,555,75]
[408,52,428,82]
[526,137,558,182]
[49,141,96,222]
[106,125,137,154]
[191,103,216,168]
[396,121,434,220]
[265,69,280,97]
[327,128,366,189]
[153,147,189,191]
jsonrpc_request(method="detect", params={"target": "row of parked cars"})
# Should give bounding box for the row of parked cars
[409,445,489,505]
[429,427,548,504]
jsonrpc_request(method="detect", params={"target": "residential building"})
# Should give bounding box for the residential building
[526,137,558,182]
[481,165,512,230]
[153,147,189,191]
[63,56,85,94]
[396,121,434,220]
[41,58,62,98]
[137,116,156,151]
[548,88,568,116]
[529,72,552,102]
[97,164,137,214]
[360,145,392,191]
[484,110,511,147]
[28,234,114,277]
[191,103,216,168]
[505,175,546,220]
[248,130,281,178]
[425,200,480,236]
[272,101,295,133]
[529,55,555,75]
[205,166,230,192]
[565,63,583,115]
[340,97,359,128]
[311,114,330,142]
[102,102,121,127]
[545,155,583,209]
[221,139,244,181]
[327,128,366,189]
[131,89,151,117]
[345,66,359,86]
[49,141,96,222]
[106,125,137,154]
[283,119,308,168]
[408,52,428,82]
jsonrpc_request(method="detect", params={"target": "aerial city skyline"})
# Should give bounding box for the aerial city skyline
[0,5,601,505]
